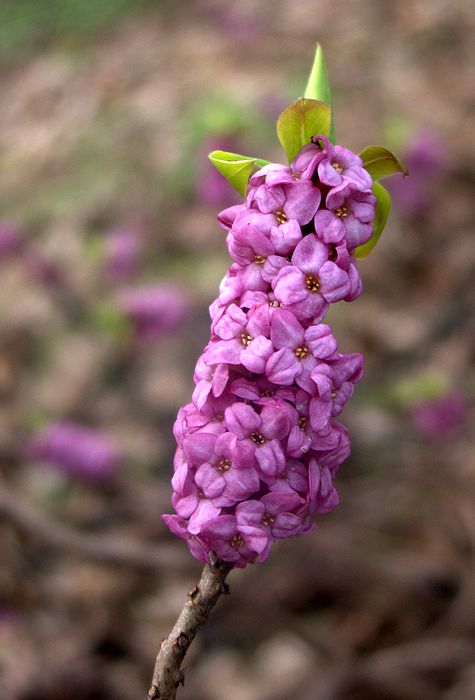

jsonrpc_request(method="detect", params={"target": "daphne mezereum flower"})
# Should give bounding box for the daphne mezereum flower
[163,134,375,568]
[26,422,121,482]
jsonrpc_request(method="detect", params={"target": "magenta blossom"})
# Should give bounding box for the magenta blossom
[199,514,258,568]
[272,234,351,321]
[316,183,376,249]
[163,133,375,568]
[236,492,303,562]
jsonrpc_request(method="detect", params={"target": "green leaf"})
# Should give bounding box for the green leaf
[304,43,336,142]
[354,181,391,258]
[276,98,332,163]
[208,150,270,197]
[359,145,408,180]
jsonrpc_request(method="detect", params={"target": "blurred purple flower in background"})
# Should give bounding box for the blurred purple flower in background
[410,389,468,440]
[26,422,121,481]
[0,223,24,259]
[24,250,64,287]
[117,284,189,343]
[0,223,63,286]
[104,227,143,282]
[388,131,447,216]
[198,136,240,206]
[198,2,262,42]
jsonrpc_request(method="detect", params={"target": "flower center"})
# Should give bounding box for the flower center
[332,162,343,174]
[298,416,307,430]
[250,432,266,446]
[336,206,348,218]
[230,534,244,548]
[294,345,308,360]
[275,210,288,224]
[260,389,274,397]
[331,389,338,399]
[217,458,231,472]
[262,513,275,526]
[254,254,266,265]
[305,274,320,293]
[240,332,253,346]
[269,300,283,307]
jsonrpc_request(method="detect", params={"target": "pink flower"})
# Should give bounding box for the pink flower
[266,310,337,390]
[163,135,373,568]
[236,492,303,562]
[316,183,376,249]
[199,515,258,568]
[224,401,291,481]
[204,304,273,373]
[272,234,350,321]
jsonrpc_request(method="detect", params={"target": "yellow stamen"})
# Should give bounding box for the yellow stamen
[262,514,275,526]
[230,534,244,548]
[250,432,265,446]
[335,206,348,218]
[294,346,309,359]
[218,458,231,472]
[275,210,288,224]
[305,274,320,293]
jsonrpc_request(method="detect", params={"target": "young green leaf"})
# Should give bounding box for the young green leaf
[304,43,336,142]
[208,150,270,197]
[276,98,332,163]
[359,145,408,180]
[354,181,391,258]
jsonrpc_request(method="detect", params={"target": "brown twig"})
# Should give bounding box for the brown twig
[0,477,186,570]
[148,560,232,699]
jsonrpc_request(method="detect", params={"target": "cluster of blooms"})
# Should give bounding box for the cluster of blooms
[163,135,375,567]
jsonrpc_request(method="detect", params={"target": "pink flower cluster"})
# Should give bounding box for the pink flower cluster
[163,136,375,567]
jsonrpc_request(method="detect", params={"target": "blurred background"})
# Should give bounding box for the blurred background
[0,1,474,699]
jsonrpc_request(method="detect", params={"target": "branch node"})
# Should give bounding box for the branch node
[186,585,200,605]
[149,563,231,697]
[209,550,219,567]
[172,632,189,651]
[148,684,158,699]
[219,581,231,595]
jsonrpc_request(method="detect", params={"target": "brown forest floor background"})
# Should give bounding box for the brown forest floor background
[0,1,475,699]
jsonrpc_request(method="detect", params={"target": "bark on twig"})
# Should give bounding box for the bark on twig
[0,477,186,570]
[148,560,232,699]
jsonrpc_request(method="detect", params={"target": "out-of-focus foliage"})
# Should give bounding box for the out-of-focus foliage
[0,0,154,59]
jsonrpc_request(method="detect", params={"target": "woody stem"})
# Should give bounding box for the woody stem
[148,560,232,699]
